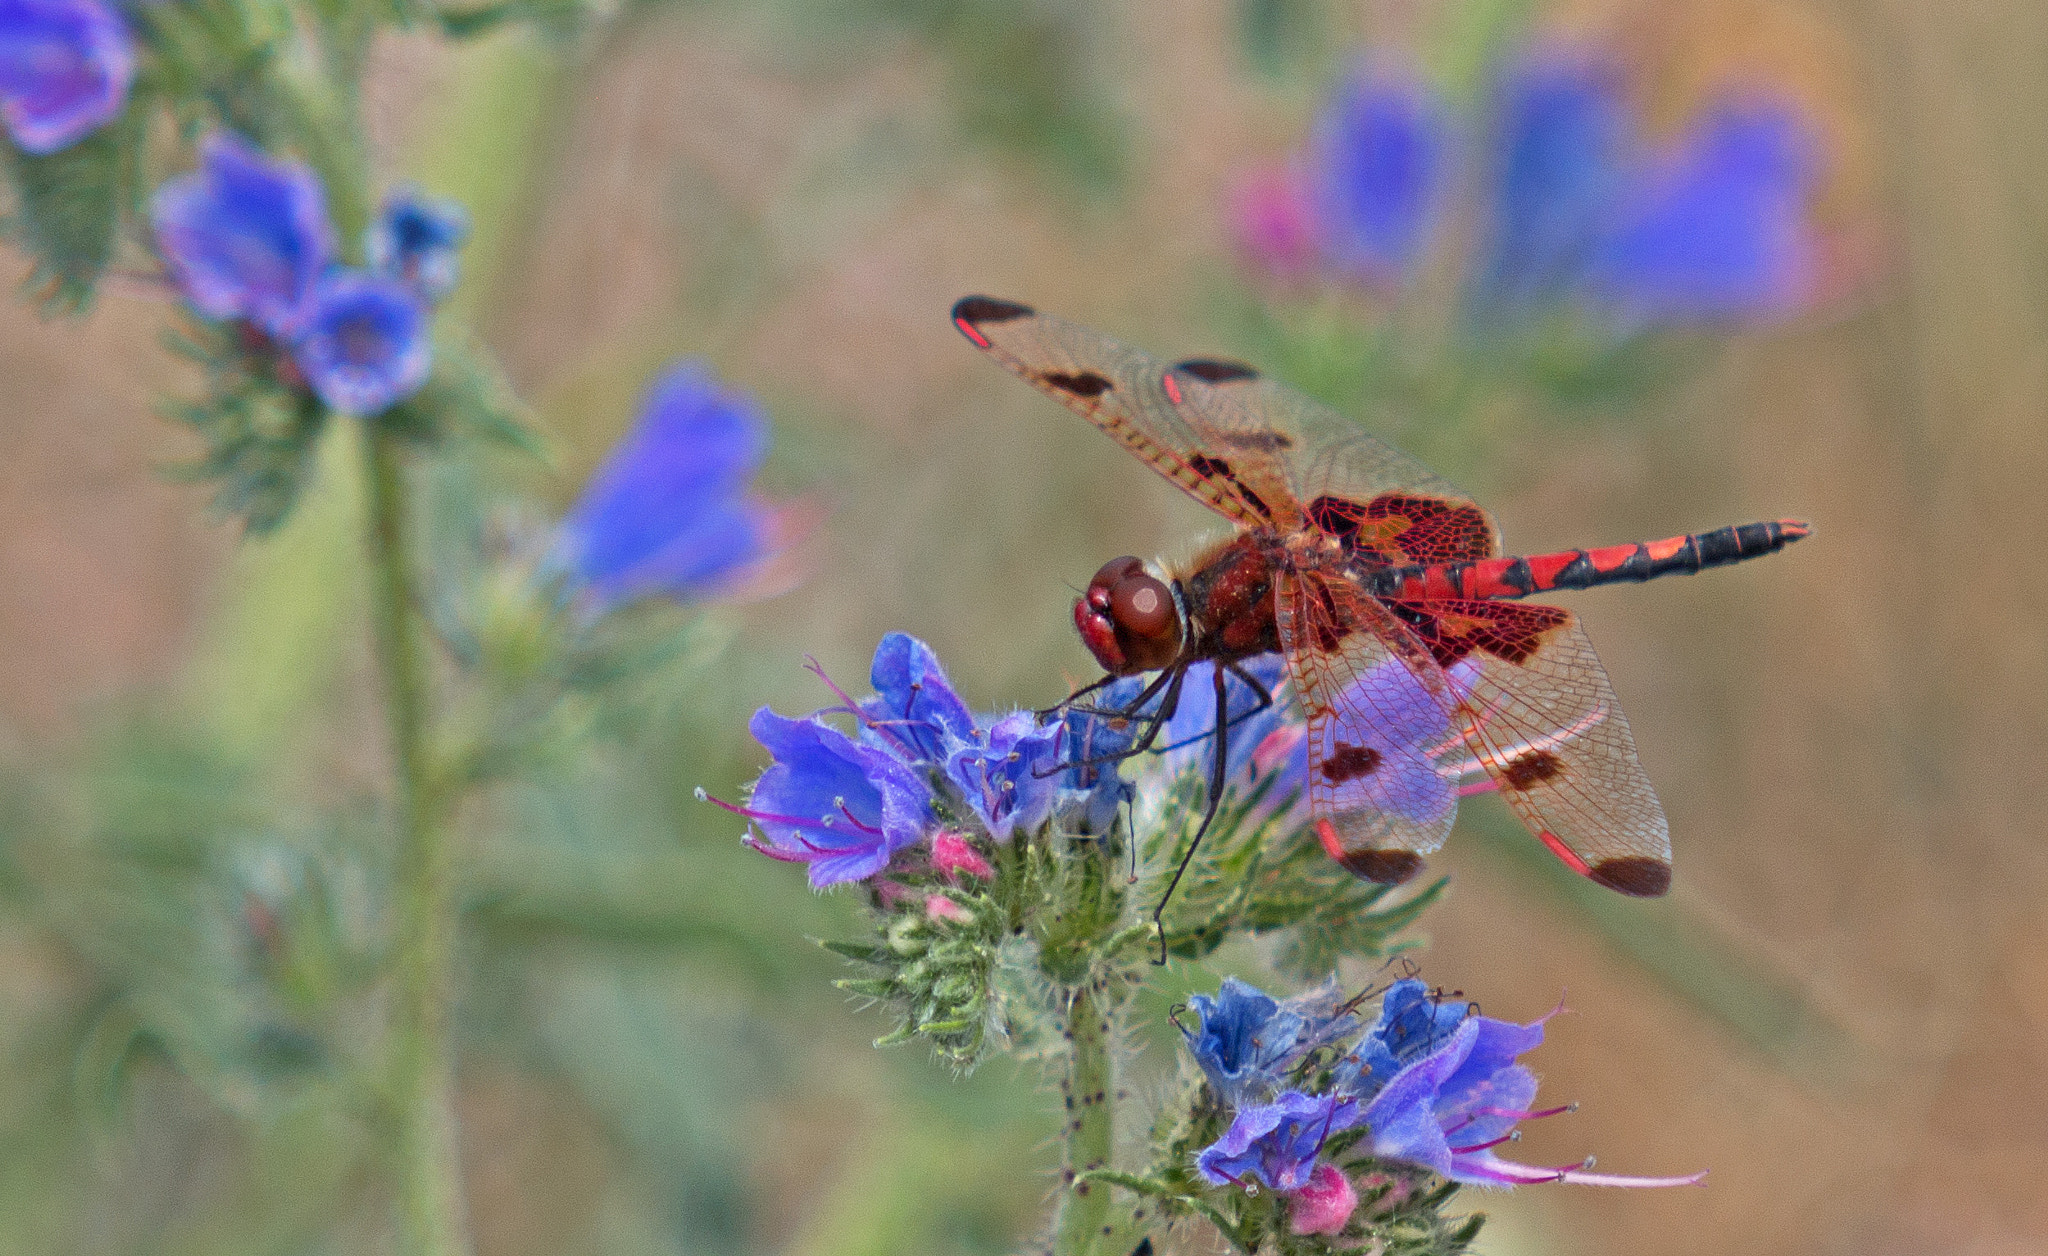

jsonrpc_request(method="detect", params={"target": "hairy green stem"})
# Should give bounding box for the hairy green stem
[1056,979,1116,1255]
[363,428,470,1256]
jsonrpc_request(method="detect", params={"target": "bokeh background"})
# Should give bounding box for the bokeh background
[3,0,2046,1253]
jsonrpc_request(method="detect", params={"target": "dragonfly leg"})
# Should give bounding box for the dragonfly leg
[1151,664,1231,964]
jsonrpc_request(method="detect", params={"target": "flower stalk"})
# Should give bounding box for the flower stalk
[363,426,470,1256]
[1057,977,1117,1256]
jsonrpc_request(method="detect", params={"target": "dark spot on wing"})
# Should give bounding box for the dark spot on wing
[1500,749,1564,791]
[1220,429,1294,452]
[1320,742,1382,784]
[951,295,1034,324]
[1336,848,1423,885]
[1589,856,1671,896]
[1173,358,1260,383]
[1187,453,1232,479]
[1042,370,1114,398]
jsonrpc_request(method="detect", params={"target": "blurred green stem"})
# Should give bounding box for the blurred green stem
[1056,980,1115,1256]
[363,427,470,1256]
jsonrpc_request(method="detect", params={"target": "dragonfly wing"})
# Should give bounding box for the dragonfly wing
[1165,361,1504,563]
[1396,597,1673,894]
[952,296,1276,528]
[1275,569,1467,884]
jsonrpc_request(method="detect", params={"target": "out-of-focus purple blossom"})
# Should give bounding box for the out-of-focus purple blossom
[859,632,977,765]
[291,270,431,415]
[1476,55,1634,312]
[1229,164,1321,279]
[1196,1090,1362,1193]
[1183,976,1354,1107]
[728,708,934,889]
[944,711,1063,843]
[152,132,337,339]
[369,186,469,303]
[1584,100,1819,322]
[1244,44,1830,329]
[549,361,781,609]
[0,0,131,153]
[1349,984,1706,1189]
[1308,64,1449,284]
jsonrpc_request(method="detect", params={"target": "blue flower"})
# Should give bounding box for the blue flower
[1475,54,1633,314]
[1584,100,1818,322]
[292,271,431,415]
[1158,655,1296,790]
[1196,1090,1363,1193]
[944,711,1063,843]
[732,708,934,888]
[1054,673,1149,833]
[858,632,978,766]
[0,0,131,153]
[1307,64,1448,284]
[1334,978,1474,1099]
[152,132,337,339]
[369,186,469,303]
[549,361,780,609]
[1353,988,1705,1189]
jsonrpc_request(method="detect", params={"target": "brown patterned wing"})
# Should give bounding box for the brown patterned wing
[1274,569,1471,885]
[952,297,1274,529]
[1397,598,1673,894]
[1162,360,1504,563]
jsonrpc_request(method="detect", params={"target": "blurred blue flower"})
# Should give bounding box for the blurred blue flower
[1308,64,1448,284]
[1196,1090,1362,1192]
[944,711,1063,843]
[152,132,336,339]
[292,271,431,415]
[1476,55,1633,313]
[369,186,469,303]
[1585,100,1818,321]
[0,0,132,153]
[733,708,934,888]
[549,361,780,609]
[860,632,977,765]
[1349,985,1705,1189]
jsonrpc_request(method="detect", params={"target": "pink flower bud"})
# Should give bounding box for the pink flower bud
[1289,1163,1358,1236]
[931,829,994,881]
[925,893,969,923]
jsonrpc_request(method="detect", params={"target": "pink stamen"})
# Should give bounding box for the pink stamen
[836,800,883,835]
[699,790,835,840]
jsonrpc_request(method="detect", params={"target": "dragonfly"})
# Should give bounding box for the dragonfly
[952,294,1808,925]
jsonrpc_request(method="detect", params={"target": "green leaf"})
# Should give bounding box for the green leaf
[1,110,144,313]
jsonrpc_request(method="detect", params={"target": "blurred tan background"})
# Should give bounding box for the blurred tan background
[4,1,2046,1253]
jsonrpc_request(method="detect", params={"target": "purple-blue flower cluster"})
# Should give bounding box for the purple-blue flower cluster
[152,133,469,415]
[548,361,786,611]
[1235,45,1830,327]
[1186,975,1701,1231]
[0,0,133,154]
[714,634,1116,889]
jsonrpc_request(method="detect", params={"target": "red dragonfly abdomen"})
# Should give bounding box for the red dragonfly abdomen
[1371,518,1810,602]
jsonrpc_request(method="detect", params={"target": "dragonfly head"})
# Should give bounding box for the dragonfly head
[1075,556,1184,676]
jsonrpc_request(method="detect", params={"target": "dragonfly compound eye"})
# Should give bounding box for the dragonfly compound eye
[1109,571,1181,671]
